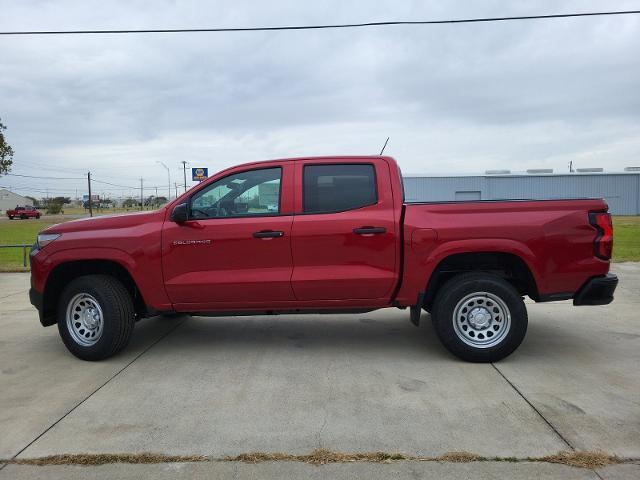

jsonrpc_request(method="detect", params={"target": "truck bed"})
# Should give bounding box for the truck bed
[395,198,610,305]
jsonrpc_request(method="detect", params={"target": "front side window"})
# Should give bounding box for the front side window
[190,167,281,219]
[303,164,377,214]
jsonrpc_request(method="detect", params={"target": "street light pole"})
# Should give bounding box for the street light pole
[156,161,171,200]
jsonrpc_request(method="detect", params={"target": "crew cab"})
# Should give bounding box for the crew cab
[29,156,617,362]
[7,205,40,219]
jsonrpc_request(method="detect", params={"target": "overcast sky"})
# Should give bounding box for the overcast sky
[1,0,639,198]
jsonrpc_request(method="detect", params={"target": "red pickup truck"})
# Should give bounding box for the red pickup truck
[7,205,40,219]
[29,156,617,362]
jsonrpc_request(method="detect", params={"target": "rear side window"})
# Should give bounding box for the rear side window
[303,164,377,214]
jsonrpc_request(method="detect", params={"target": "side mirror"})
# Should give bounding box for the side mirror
[171,202,189,223]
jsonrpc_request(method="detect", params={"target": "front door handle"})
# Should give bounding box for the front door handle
[253,230,284,239]
[353,226,386,235]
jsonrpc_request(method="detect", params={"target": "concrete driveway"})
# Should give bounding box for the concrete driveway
[1,265,639,479]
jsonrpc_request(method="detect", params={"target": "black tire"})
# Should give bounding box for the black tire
[431,273,528,362]
[8,215,13,220]
[57,275,135,361]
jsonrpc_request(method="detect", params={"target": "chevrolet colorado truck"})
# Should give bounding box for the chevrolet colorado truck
[7,205,40,219]
[29,156,617,362]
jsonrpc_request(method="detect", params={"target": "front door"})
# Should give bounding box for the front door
[162,164,295,310]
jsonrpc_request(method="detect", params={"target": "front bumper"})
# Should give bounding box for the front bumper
[573,274,618,306]
[29,287,47,325]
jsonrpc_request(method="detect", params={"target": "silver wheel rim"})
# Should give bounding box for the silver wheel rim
[66,293,104,347]
[453,292,511,348]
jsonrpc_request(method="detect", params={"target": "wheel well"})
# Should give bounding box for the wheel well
[42,260,147,326]
[422,252,539,310]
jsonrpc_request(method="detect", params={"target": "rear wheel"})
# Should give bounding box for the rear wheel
[57,275,135,361]
[431,273,527,362]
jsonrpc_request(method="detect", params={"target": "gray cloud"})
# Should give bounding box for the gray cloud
[0,0,639,197]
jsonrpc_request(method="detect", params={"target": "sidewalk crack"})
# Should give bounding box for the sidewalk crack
[491,363,574,450]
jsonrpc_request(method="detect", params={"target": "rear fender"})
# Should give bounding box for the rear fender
[396,238,542,306]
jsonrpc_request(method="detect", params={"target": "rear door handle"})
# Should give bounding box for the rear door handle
[353,226,386,235]
[253,230,284,239]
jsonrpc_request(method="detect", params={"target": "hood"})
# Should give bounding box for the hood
[43,210,165,234]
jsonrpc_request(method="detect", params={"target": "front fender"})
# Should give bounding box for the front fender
[32,246,171,311]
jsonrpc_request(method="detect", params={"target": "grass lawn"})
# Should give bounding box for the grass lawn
[0,218,71,271]
[1,214,639,272]
[612,216,640,262]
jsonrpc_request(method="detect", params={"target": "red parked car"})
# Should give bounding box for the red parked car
[7,205,40,219]
[29,156,617,362]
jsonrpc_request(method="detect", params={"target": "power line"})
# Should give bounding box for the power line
[2,172,84,180]
[1,184,79,192]
[13,160,86,174]
[2,172,169,190]
[91,177,167,190]
[2,181,145,192]
[90,178,139,189]
[1,185,77,195]
[1,10,639,36]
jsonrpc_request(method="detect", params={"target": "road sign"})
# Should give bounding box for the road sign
[192,167,208,181]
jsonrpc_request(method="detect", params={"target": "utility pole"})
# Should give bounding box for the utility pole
[140,178,144,211]
[87,171,93,217]
[181,160,188,193]
[174,182,178,198]
[569,161,574,173]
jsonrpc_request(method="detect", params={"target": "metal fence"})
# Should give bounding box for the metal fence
[0,244,32,267]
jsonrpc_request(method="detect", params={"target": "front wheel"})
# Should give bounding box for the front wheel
[431,273,528,362]
[57,275,135,361]
[8,215,13,220]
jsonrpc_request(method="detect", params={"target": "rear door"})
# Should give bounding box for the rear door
[290,159,399,301]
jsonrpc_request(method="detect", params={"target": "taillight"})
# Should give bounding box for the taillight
[589,212,613,260]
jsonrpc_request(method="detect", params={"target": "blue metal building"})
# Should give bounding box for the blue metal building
[402,170,640,215]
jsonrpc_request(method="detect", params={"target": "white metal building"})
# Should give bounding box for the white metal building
[0,188,33,214]
[403,169,640,215]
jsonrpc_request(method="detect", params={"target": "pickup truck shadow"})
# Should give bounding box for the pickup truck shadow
[22,312,586,363]
[149,312,448,358]
[144,311,589,362]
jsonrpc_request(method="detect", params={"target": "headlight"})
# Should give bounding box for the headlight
[37,233,60,249]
